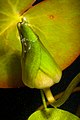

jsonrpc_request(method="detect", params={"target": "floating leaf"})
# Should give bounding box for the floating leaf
[28,108,80,120]
[24,0,80,69]
[0,0,80,87]
[0,0,35,87]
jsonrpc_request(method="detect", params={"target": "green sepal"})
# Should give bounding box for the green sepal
[22,40,41,88]
[40,44,62,83]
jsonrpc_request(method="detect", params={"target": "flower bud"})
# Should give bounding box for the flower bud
[17,18,62,89]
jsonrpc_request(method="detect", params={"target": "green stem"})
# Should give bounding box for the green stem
[40,89,47,109]
[43,88,55,103]
[51,73,80,107]
[43,73,80,108]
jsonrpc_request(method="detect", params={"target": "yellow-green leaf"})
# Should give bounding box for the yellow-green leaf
[28,108,80,120]
[24,0,80,69]
[0,0,35,87]
[0,0,80,88]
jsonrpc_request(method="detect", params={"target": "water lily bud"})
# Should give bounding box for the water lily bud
[17,18,62,89]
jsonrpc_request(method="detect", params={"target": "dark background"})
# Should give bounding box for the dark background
[0,0,80,120]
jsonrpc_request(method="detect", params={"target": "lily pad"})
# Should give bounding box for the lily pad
[25,0,80,70]
[0,0,35,87]
[0,0,80,87]
[28,108,80,120]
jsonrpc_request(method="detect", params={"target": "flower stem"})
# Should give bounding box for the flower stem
[40,89,47,109]
[43,88,55,104]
